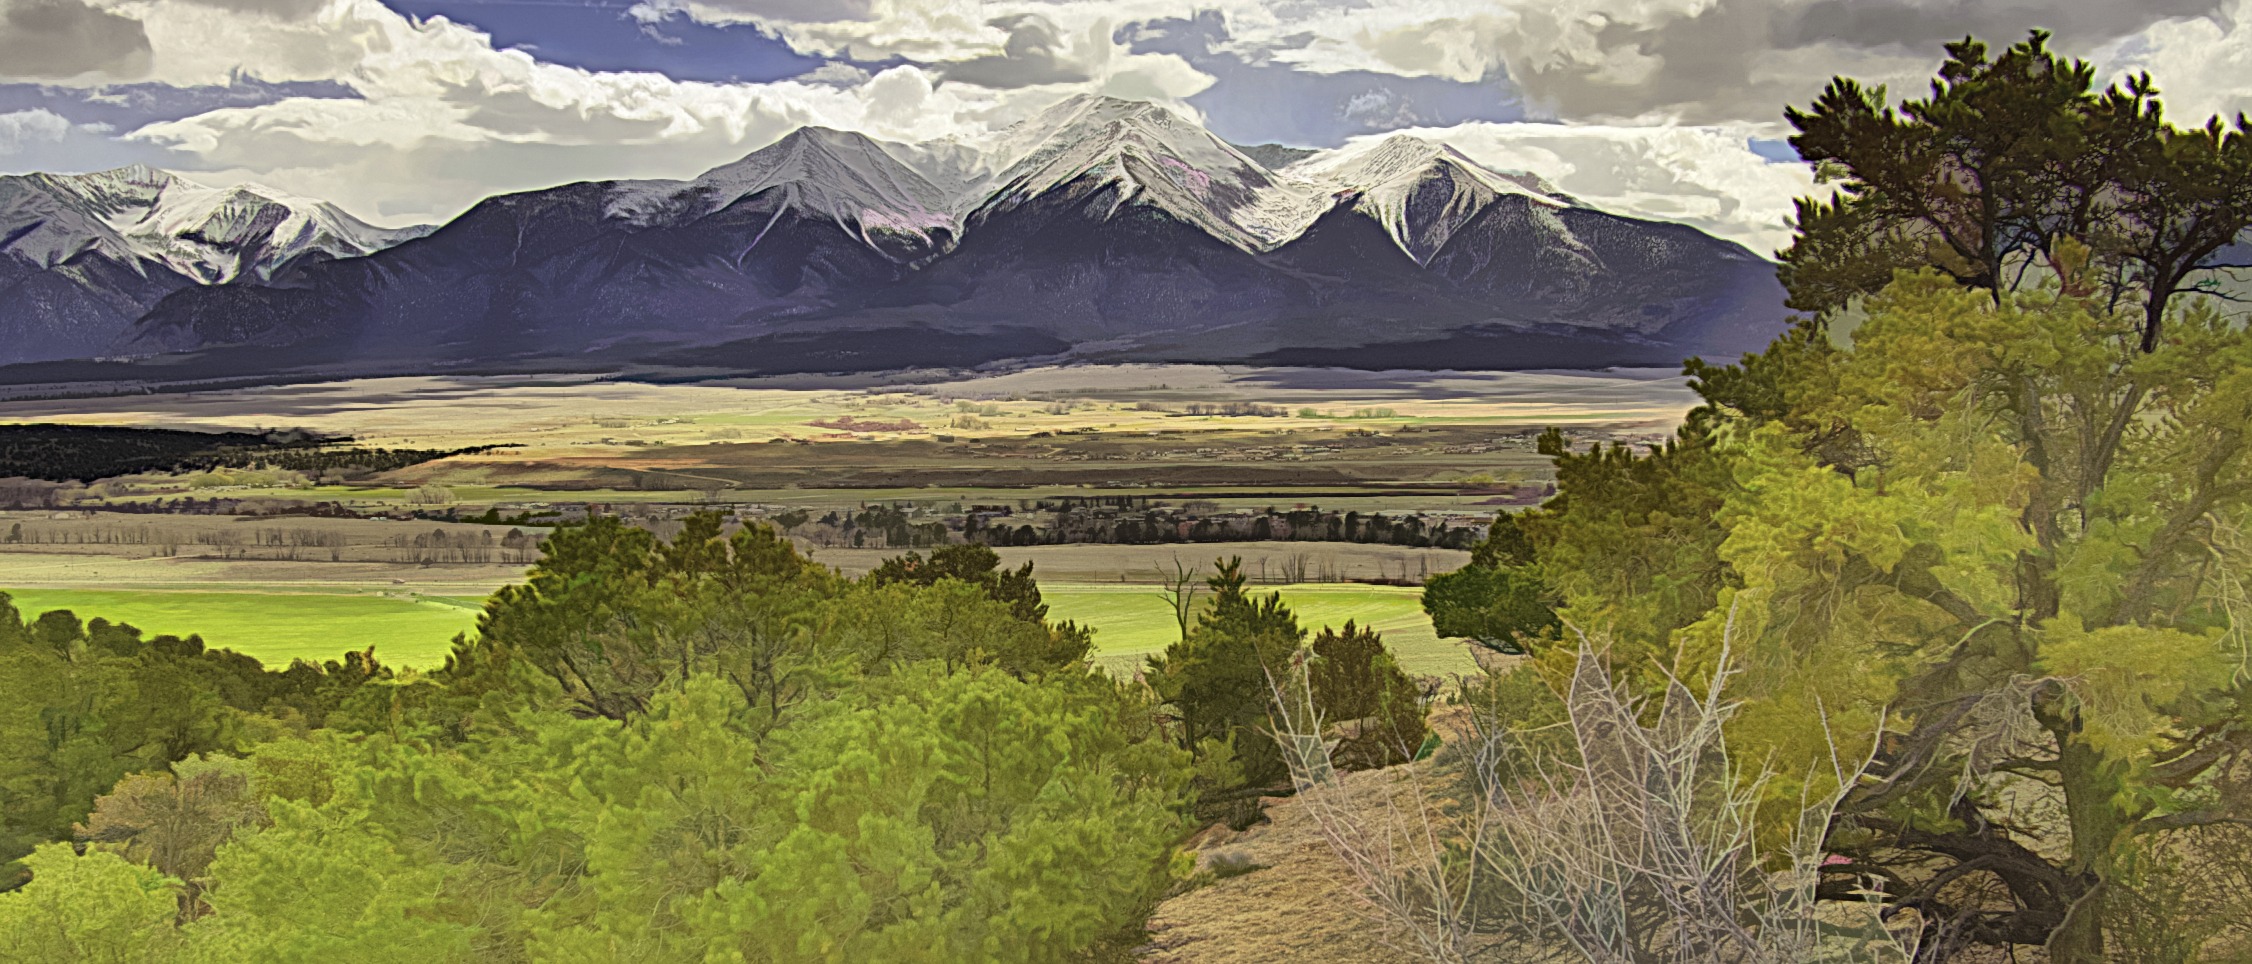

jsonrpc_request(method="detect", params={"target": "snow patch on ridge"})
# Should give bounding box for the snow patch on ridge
[1288,134,1578,265]
[0,165,424,283]
[588,96,1620,268]
[606,126,959,257]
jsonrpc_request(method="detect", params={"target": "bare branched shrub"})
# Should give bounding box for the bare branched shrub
[1272,624,1918,963]
[1271,664,1481,962]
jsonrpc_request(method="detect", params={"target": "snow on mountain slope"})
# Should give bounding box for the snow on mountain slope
[0,165,426,365]
[587,98,1651,273]
[1288,135,1581,266]
[1,165,174,273]
[965,96,1326,253]
[122,179,430,283]
[1,165,426,284]
[606,127,960,261]
[956,99,1594,266]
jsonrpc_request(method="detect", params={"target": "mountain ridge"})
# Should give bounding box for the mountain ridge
[6,95,1791,380]
[0,165,431,366]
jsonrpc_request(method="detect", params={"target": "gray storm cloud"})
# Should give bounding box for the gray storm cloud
[170,0,331,22]
[935,14,1096,88]
[0,0,153,81]
[1777,0,2225,49]
[1503,0,2233,124]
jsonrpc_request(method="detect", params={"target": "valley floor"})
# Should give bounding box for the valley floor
[0,364,1676,675]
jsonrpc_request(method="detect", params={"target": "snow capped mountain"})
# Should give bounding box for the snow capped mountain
[0,166,426,365]
[1,166,161,271]
[608,127,960,262]
[4,94,1791,381]
[118,178,429,284]
[1288,135,1579,265]
[964,96,1327,254]
[952,101,1586,263]
[6,165,423,283]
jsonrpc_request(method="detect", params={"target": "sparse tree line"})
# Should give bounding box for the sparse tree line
[1166,402,1290,417]
[1,521,546,564]
[0,493,363,517]
[1001,504,1486,551]
[769,501,1487,554]
[785,503,956,549]
[383,526,544,565]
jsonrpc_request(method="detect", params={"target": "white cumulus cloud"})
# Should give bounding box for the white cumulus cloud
[0,107,75,152]
[109,0,1095,223]
[2099,1,2252,124]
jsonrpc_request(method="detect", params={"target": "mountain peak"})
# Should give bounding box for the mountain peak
[1299,134,1568,204]
[32,164,179,214]
[969,92,1324,252]
[1045,93,1176,119]
[89,164,176,187]
[997,94,1202,157]
[1,164,430,364]
[603,124,957,254]
[771,125,882,152]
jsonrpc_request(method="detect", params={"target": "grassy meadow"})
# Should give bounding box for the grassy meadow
[1047,582,1468,677]
[0,588,481,668]
[0,580,1471,678]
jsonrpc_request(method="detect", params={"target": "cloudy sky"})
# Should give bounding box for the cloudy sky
[3,0,2248,253]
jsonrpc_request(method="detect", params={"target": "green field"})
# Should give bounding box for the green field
[1,581,1472,679]
[1046,582,1472,678]
[0,588,480,669]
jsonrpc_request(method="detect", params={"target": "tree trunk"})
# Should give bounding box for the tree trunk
[2046,724,2129,962]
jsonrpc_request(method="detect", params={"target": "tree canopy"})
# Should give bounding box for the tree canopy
[1423,31,2252,960]
[1781,31,2252,351]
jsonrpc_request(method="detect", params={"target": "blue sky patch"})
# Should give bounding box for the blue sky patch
[381,0,826,83]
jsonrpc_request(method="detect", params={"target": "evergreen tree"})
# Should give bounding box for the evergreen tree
[1305,621,1428,770]
[1147,558,1304,790]
[1781,31,2252,351]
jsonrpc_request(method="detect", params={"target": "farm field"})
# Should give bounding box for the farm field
[0,365,1689,511]
[0,365,1557,678]
[0,579,1471,678]
[4,517,1480,673]
[0,587,480,668]
[1047,583,1470,678]
[0,366,1696,450]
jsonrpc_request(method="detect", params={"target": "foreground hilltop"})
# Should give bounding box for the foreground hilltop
[9,96,1788,379]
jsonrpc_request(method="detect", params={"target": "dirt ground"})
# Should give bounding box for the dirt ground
[1142,708,1489,964]
[1141,782,1430,964]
